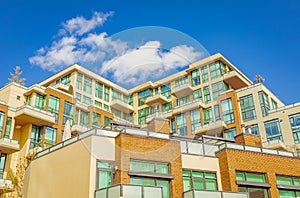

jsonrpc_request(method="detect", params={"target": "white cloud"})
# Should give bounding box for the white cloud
[101,41,202,87]
[60,11,113,36]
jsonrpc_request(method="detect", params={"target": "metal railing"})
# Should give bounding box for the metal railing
[183,190,249,198]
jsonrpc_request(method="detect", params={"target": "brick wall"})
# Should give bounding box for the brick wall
[234,133,262,148]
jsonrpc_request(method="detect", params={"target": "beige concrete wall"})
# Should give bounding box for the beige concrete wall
[181,154,222,190]
[23,138,93,198]
[0,83,27,108]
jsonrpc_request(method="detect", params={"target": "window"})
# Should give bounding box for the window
[162,103,172,112]
[95,82,103,99]
[236,171,269,198]
[161,84,171,99]
[112,108,121,119]
[0,154,7,179]
[203,107,213,125]
[214,105,220,121]
[271,99,278,110]
[112,90,122,100]
[83,76,92,94]
[264,119,283,141]
[259,91,270,117]
[44,127,57,148]
[240,94,256,122]
[104,105,110,111]
[82,95,91,105]
[79,110,90,127]
[130,160,171,198]
[138,108,150,125]
[276,175,300,186]
[175,76,188,87]
[209,61,226,80]
[57,74,71,86]
[4,117,12,138]
[289,113,300,144]
[246,124,260,135]
[190,109,201,134]
[203,86,211,104]
[30,125,42,149]
[35,93,46,110]
[279,190,300,198]
[26,94,32,105]
[221,98,235,124]
[95,101,102,108]
[76,73,83,90]
[177,113,187,136]
[193,88,202,101]
[138,89,152,106]
[211,81,228,101]
[183,170,217,191]
[177,96,190,106]
[201,66,209,83]
[104,117,111,125]
[63,101,74,125]
[191,69,200,86]
[224,128,236,140]
[48,95,60,123]
[96,161,114,189]
[0,112,4,137]
[104,86,110,102]
[171,118,176,134]
[75,92,81,102]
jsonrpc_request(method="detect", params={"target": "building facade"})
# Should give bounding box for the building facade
[0,53,300,196]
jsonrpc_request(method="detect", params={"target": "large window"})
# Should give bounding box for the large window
[175,76,188,87]
[0,112,4,137]
[30,125,42,149]
[177,96,190,106]
[211,81,228,101]
[48,95,60,123]
[161,84,171,99]
[63,101,74,125]
[162,103,172,112]
[259,91,270,117]
[82,95,91,105]
[130,160,170,198]
[264,119,283,141]
[104,86,110,102]
[289,113,300,144]
[76,109,90,127]
[35,93,46,110]
[203,86,211,104]
[177,113,187,136]
[138,107,150,125]
[44,127,57,148]
[246,124,260,135]
[183,170,217,191]
[209,61,226,80]
[76,73,83,90]
[138,89,152,106]
[201,66,209,83]
[4,117,12,138]
[277,175,300,198]
[214,105,221,121]
[190,109,201,134]
[92,112,101,127]
[224,128,236,140]
[0,154,7,179]
[56,74,71,86]
[83,76,92,94]
[236,171,269,198]
[271,99,278,110]
[95,82,103,99]
[191,69,200,86]
[203,107,213,125]
[193,88,202,101]
[96,161,114,189]
[240,94,257,122]
[221,98,235,124]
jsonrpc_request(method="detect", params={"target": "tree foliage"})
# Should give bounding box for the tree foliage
[8,66,26,85]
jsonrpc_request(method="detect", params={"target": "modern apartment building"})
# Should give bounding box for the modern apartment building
[1,52,300,197]
[23,125,300,198]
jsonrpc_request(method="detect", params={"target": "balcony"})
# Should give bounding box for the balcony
[0,179,13,193]
[171,83,193,98]
[262,140,288,151]
[146,111,172,123]
[71,124,90,135]
[95,184,163,198]
[54,83,69,92]
[24,84,45,96]
[195,121,226,136]
[223,71,251,89]
[145,94,168,105]
[173,99,205,115]
[0,138,20,154]
[14,105,55,126]
[111,99,134,113]
[183,190,248,198]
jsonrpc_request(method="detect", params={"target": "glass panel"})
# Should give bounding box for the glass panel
[193,178,205,190]
[236,172,245,181]
[97,161,113,169]
[156,164,169,174]
[98,171,112,188]
[246,173,266,183]
[279,190,295,198]
[192,171,204,178]
[130,161,155,173]
[130,178,155,186]
[206,179,217,190]
[205,173,216,179]
[182,170,191,177]
[277,176,293,185]
[183,177,191,191]
[122,185,142,198]
[156,180,170,198]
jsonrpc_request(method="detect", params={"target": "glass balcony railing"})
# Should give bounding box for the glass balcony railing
[183,190,249,198]
[95,184,163,198]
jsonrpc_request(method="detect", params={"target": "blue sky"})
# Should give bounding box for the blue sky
[0,0,299,104]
